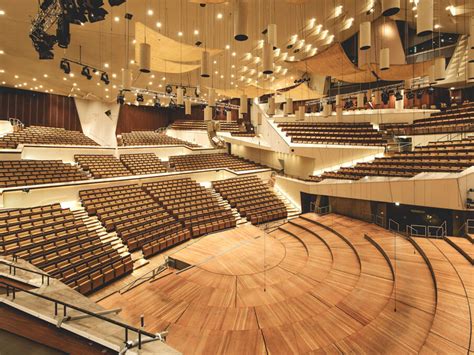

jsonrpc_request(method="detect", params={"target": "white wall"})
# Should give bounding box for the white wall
[167,129,212,147]
[75,98,120,147]
[0,120,13,136]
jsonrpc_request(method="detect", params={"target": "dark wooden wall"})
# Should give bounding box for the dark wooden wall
[116,104,171,134]
[0,87,82,131]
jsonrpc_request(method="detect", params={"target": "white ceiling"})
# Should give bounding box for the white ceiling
[0,0,472,104]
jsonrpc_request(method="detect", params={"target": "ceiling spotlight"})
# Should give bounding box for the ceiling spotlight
[381,90,389,105]
[56,16,70,48]
[416,90,424,99]
[109,0,126,5]
[60,59,71,74]
[153,96,161,107]
[395,91,403,101]
[81,66,92,80]
[100,72,110,84]
[87,4,108,23]
[406,91,415,99]
[427,86,435,95]
[165,84,173,94]
[104,109,112,117]
[137,93,144,102]
[117,92,125,104]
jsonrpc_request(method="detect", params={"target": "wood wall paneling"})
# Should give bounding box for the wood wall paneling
[116,104,171,134]
[0,87,82,131]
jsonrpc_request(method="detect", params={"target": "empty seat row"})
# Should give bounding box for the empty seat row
[79,184,184,251]
[75,154,132,179]
[119,131,200,148]
[0,125,99,149]
[169,153,264,172]
[119,153,167,175]
[0,203,132,295]
[212,176,287,225]
[143,178,236,238]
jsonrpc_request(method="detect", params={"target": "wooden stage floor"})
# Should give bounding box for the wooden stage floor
[97,215,472,354]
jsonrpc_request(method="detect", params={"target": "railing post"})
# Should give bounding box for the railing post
[125,328,128,343]
[138,330,142,350]
[54,302,58,316]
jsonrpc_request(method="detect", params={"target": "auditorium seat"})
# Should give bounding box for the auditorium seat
[119,153,167,175]
[0,125,99,149]
[212,176,287,225]
[383,102,474,136]
[75,154,132,179]
[79,184,185,251]
[0,203,132,295]
[169,120,209,130]
[231,132,256,137]
[119,131,200,148]
[0,160,89,188]
[277,122,387,146]
[143,177,236,239]
[169,153,264,172]
[218,122,240,132]
[311,137,474,181]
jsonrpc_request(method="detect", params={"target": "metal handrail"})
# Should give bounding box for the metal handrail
[0,259,50,285]
[315,205,330,215]
[466,219,474,235]
[119,262,168,294]
[406,224,425,237]
[0,281,163,350]
[388,219,400,233]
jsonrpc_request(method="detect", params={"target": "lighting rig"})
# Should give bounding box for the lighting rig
[60,58,110,84]
[117,87,240,111]
[30,0,126,60]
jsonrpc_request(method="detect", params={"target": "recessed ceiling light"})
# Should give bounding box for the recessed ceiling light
[0,50,4,54]
[104,63,109,68]
[73,83,77,86]
[232,52,236,56]
[132,39,136,44]
[147,9,153,16]
[216,13,223,19]
[112,84,117,88]
[105,88,109,91]
[32,78,37,81]
[213,60,217,64]
[69,73,74,77]
[0,10,5,16]
[178,31,183,36]
[130,60,135,64]
[148,81,153,85]
[43,74,48,78]
[194,29,199,35]
[1,81,4,84]
[214,71,218,74]
[225,44,230,49]
[162,76,166,80]
[63,77,67,80]
[114,16,119,22]
[434,24,441,29]
[106,95,109,98]
[231,64,235,68]
[156,21,161,28]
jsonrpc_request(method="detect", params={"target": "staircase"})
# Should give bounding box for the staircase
[438,34,470,86]
[71,208,146,268]
[209,188,249,227]
[273,186,301,220]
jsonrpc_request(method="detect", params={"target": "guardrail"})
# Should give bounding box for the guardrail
[388,219,400,233]
[0,259,50,285]
[406,221,446,238]
[0,281,166,351]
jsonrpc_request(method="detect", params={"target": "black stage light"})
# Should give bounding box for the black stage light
[88,7,108,22]
[104,110,112,117]
[40,0,54,11]
[395,91,403,101]
[81,66,92,80]
[100,72,110,85]
[57,17,71,48]
[39,49,54,60]
[428,86,435,95]
[124,13,133,20]
[416,90,424,99]
[381,90,389,105]
[165,84,173,94]
[117,92,125,104]
[195,86,200,97]
[406,91,415,100]
[136,93,144,102]
[109,0,126,6]
[60,59,71,74]
[153,96,161,108]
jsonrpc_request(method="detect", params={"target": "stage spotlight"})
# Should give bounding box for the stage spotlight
[416,90,424,99]
[406,91,415,100]
[381,90,389,105]
[100,72,110,85]
[39,50,54,60]
[109,0,126,6]
[117,92,125,104]
[104,110,112,117]
[395,91,403,101]
[81,66,92,80]
[136,93,144,102]
[40,0,54,11]
[57,17,70,48]
[153,96,161,108]
[165,84,173,94]
[427,86,435,95]
[60,59,71,74]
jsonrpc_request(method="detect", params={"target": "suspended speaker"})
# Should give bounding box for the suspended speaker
[381,0,400,16]
[240,94,248,114]
[267,96,275,115]
[234,0,248,41]
[262,42,274,74]
[359,21,371,50]
[380,48,390,70]
[417,0,433,36]
[434,56,446,81]
[185,99,191,115]
[122,68,132,90]
[201,51,210,78]
[139,43,151,73]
